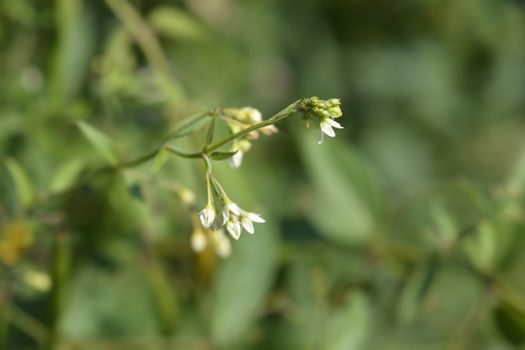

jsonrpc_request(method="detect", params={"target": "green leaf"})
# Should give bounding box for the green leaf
[297,131,383,244]
[211,223,278,346]
[50,159,84,194]
[209,150,238,161]
[205,116,216,146]
[77,121,119,165]
[494,300,525,345]
[152,147,170,171]
[148,6,210,43]
[397,264,437,325]
[5,158,34,209]
[50,0,95,105]
[462,221,496,273]
[324,293,371,350]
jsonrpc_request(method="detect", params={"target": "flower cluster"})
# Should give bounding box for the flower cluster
[301,97,343,144]
[183,97,343,258]
[192,173,265,256]
[221,107,278,168]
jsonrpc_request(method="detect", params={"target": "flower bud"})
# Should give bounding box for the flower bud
[191,228,207,252]
[199,206,216,228]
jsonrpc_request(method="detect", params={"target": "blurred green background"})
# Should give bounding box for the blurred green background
[2,0,525,349]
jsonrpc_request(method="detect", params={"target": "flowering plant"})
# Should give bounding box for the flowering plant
[129,97,344,257]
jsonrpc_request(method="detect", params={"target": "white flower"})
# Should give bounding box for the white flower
[240,211,265,234]
[318,117,343,144]
[225,215,242,240]
[230,150,243,168]
[241,107,262,123]
[199,206,216,228]
[230,139,252,169]
[211,229,231,257]
[222,201,241,224]
[191,229,207,252]
[260,125,278,136]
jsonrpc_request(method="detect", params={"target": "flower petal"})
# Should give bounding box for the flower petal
[247,212,265,223]
[230,151,243,168]
[320,120,335,137]
[222,207,230,225]
[327,118,343,129]
[227,202,241,215]
[241,217,254,234]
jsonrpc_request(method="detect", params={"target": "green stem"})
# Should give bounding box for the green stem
[203,101,299,153]
[115,100,301,169]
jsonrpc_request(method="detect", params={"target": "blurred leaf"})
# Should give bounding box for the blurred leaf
[298,131,383,244]
[77,121,119,165]
[148,6,209,43]
[494,300,525,345]
[211,223,278,346]
[152,147,170,171]
[429,203,457,247]
[324,293,371,350]
[397,264,437,325]
[61,262,160,338]
[4,158,34,209]
[50,159,84,194]
[209,150,237,161]
[462,221,496,273]
[50,0,95,104]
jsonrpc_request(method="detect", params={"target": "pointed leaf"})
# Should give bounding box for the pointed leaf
[211,223,278,346]
[148,6,210,42]
[50,159,84,194]
[209,150,238,161]
[152,147,170,171]
[77,121,119,165]
[325,293,371,350]
[5,158,34,209]
[205,116,216,145]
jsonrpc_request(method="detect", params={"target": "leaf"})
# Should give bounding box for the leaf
[77,121,119,165]
[324,293,371,350]
[148,6,210,43]
[50,159,84,193]
[397,264,437,325]
[50,0,95,104]
[297,131,383,244]
[494,300,525,345]
[152,147,170,171]
[5,158,34,209]
[429,202,458,246]
[211,223,278,346]
[209,150,238,161]
[60,262,160,337]
[462,221,496,272]
[205,116,216,145]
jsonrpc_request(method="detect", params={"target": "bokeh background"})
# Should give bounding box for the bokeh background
[2,0,525,349]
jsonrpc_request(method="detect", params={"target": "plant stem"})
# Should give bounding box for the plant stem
[203,101,299,153]
[115,100,301,169]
